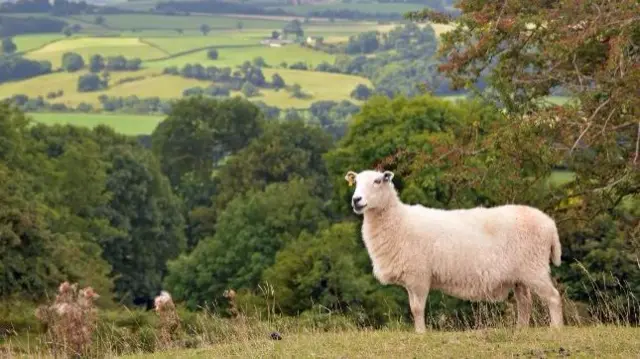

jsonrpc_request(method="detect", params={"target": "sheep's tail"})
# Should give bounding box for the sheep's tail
[550,226,562,267]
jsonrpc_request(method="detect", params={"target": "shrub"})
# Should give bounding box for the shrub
[207,49,218,60]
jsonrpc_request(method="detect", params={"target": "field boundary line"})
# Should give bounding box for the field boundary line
[142,44,257,63]
[17,37,66,56]
[138,38,172,56]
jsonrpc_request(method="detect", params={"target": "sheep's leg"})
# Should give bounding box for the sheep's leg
[514,283,532,327]
[527,274,563,328]
[407,286,429,333]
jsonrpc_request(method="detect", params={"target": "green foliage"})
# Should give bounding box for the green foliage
[350,84,372,100]
[61,51,84,72]
[151,96,264,189]
[240,82,259,97]
[0,106,113,300]
[206,48,218,60]
[325,94,503,215]
[271,73,285,89]
[199,24,211,36]
[77,73,107,92]
[164,179,329,310]
[214,119,334,210]
[409,0,640,316]
[89,54,105,73]
[98,145,186,305]
[1,37,17,54]
[263,221,405,326]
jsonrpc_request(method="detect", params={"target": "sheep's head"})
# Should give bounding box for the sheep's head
[345,169,395,214]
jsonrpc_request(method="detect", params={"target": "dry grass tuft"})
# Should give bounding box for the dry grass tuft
[153,291,181,350]
[35,281,99,358]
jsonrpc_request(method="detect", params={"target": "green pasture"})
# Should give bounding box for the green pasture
[70,14,287,31]
[28,112,164,135]
[146,44,336,68]
[141,35,260,55]
[268,2,427,15]
[12,34,65,53]
[25,37,168,68]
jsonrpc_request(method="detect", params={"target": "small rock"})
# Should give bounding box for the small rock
[558,347,570,356]
[270,331,283,340]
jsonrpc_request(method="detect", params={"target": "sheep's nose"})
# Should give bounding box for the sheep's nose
[352,196,362,205]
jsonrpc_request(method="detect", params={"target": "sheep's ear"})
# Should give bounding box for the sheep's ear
[344,171,357,187]
[383,171,394,182]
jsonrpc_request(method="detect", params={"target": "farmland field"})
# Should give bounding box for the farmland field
[147,45,337,68]
[13,34,65,53]
[29,112,164,135]
[1,11,455,132]
[141,35,259,55]
[70,14,288,31]
[25,37,168,68]
[0,64,370,109]
[268,2,427,15]
[0,69,161,102]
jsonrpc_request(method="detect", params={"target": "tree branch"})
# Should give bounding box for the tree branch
[634,122,640,164]
[570,98,611,155]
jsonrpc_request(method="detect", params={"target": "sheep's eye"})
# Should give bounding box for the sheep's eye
[374,178,382,184]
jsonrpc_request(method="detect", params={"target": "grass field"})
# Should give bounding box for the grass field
[28,112,164,135]
[147,44,337,68]
[71,14,288,31]
[141,35,259,54]
[0,68,161,102]
[0,62,370,110]
[13,33,65,53]
[122,326,640,358]
[268,2,427,15]
[26,37,168,68]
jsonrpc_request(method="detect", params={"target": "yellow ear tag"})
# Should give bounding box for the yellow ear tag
[348,177,354,187]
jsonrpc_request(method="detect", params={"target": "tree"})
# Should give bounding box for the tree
[61,52,84,72]
[77,73,106,92]
[62,26,73,37]
[350,84,372,100]
[271,30,280,39]
[1,38,17,54]
[164,179,329,309]
[325,94,503,216]
[214,119,334,209]
[151,96,264,191]
[89,54,105,73]
[271,73,285,89]
[200,24,211,36]
[207,48,218,60]
[289,83,308,99]
[252,56,266,68]
[283,19,304,39]
[406,1,640,320]
[236,21,243,30]
[263,222,405,325]
[94,15,105,25]
[98,146,186,306]
[346,31,379,54]
[241,82,259,97]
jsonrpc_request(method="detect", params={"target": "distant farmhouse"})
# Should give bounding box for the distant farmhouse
[259,38,295,47]
[305,36,323,46]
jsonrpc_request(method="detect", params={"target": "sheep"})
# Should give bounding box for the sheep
[344,169,564,333]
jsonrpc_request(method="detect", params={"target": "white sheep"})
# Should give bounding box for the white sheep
[344,169,564,333]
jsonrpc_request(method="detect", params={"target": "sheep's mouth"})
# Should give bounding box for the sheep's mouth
[353,204,367,213]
